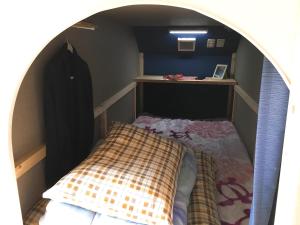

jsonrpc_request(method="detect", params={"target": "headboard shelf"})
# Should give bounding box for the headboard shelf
[136,75,237,85]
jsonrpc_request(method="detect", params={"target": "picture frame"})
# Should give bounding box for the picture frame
[213,64,227,79]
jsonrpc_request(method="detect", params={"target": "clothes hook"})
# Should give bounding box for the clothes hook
[66,40,73,53]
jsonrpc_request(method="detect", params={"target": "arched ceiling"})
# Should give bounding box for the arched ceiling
[95,5,222,26]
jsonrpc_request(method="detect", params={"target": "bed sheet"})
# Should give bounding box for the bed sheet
[133,116,253,225]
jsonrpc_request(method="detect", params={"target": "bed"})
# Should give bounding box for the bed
[133,116,253,225]
[24,116,253,225]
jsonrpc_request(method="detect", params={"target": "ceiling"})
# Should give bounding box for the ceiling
[96,5,223,27]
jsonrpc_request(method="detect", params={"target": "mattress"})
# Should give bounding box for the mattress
[133,116,253,225]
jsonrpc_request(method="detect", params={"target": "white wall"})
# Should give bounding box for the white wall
[12,14,139,216]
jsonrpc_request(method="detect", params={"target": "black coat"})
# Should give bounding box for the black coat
[44,44,94,187]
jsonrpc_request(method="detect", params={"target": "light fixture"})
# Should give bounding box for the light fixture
[170,30,207,34]
[177,37,196,41]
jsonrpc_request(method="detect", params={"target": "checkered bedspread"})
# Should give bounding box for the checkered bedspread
[24,150,219,225]
[42,123,185,225]
[188,151,220,225]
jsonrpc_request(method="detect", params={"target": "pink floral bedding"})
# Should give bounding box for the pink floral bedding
[133,116,253,225]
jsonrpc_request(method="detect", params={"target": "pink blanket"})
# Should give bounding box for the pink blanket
[133,116,253,225]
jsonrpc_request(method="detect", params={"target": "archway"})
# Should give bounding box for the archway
[0,1,298,225]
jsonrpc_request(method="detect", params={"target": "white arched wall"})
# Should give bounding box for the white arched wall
[0,1,299,224]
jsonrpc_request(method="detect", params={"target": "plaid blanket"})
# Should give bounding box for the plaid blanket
[24,199,49,225]
[188,151,220,225]
[43,123,185,225]
[24,150,220,225]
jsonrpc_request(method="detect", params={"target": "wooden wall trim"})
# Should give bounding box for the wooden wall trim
[15,145,46,179]
[234,85,258,114]
[15,82,137,179]
[94,82,136,117]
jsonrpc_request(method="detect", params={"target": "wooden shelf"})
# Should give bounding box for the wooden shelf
[135,75,237,85]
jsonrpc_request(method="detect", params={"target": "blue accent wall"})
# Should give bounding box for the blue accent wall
[134,27,240,118]
[144,53,231,77]
[134,26,240,77]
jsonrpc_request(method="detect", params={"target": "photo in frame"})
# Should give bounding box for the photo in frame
[213,64,227,79]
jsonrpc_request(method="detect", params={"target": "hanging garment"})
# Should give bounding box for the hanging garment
[44,43,94,187]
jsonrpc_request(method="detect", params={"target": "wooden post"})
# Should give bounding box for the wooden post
[231,90,236,122]
[227,85,234,120]
[137,52,144,116]
[138,83,144,116]
[100,110,108,138]
[229,53,236,121]
[139,52,144,76]
[230,52,237,78]
[133,87,136,121]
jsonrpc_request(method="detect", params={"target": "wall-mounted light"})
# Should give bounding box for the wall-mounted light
[170,30,208,34]
[177,37,196,41]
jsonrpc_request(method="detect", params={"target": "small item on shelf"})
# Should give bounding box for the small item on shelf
[175,73,184,80]
[163,74,199,81]
[163,75,172,80]
[213,64,227,79]
[163,74,184,80]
